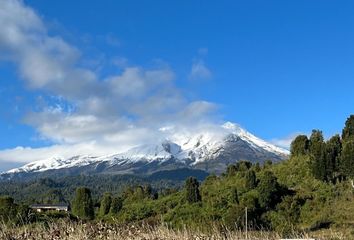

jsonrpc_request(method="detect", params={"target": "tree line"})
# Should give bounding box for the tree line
[291,115,354,183]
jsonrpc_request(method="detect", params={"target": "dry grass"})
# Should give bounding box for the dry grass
[0,220,349,240]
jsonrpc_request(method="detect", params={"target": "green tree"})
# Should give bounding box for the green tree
[224,191,260,230]
[309,130,327,181]
[224,204,246,229]
[257,171,282,210]
[267,195,304,235]
[340,115,354,180]
[237,161,252,171]
[72,187,94,220]
[340,140,354,179]
[290,135,309,156]
[263,160,273,168]
[245,170,257,190]
[254,162,261,172]
[134,186,145,200]
[109,197,123,215]
[143,184,158,200]
[229,187,239,204]
[342,115,354,141]
[226,164,238,177]
[185,177,201,203]
[99,192,112,216]
[143,184,152,196]
[325,135,342,182]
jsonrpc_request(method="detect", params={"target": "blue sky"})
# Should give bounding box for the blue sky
[0,0,354,170]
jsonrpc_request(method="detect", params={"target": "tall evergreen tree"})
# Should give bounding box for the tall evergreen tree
[340,140,354,180]
[185,177,201,203]
[99,192,112,216]
[290,135,309,156]
[342,115,354,141]
[309,130,327,181]
[245,170,257,190]
[72,187,94,220]
[325,135,342,182]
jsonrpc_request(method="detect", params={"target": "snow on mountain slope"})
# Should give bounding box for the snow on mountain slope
[172,130,225,163]
[108,141,182,164]
[221,122,288,155]
[170,122,288,164]
[7,155,101,173]
[4,122,289,175]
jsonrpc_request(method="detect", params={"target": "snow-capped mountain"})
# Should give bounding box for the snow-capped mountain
[2,122,289,179]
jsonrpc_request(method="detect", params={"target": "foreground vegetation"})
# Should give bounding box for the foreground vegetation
[0,220,349,240]
[1,115,354,239]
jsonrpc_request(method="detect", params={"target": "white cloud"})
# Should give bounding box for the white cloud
[179,101,218,122]
[107,67,174,100]
[0,143,128,165]
[25,111,128,144]
[0,0,220,168]
[189,59,212,80]
[0,0,98,99]
[270,133,304,150]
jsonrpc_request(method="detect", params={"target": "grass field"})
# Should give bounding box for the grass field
[0,220,350,240]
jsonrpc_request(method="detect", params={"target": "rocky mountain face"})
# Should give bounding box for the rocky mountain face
[1,122,288,180]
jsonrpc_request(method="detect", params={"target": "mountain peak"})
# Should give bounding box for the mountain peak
[222,121,242,133]
[3,122,289,177]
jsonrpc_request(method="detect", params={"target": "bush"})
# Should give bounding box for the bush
[163,203,207,230]
[266,195,304,235]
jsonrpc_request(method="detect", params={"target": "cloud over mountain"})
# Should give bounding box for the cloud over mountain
[0,0,219,166]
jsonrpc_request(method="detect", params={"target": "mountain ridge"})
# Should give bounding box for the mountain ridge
[2,122,289,178]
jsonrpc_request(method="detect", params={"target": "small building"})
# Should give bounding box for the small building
[30,204,69,213]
